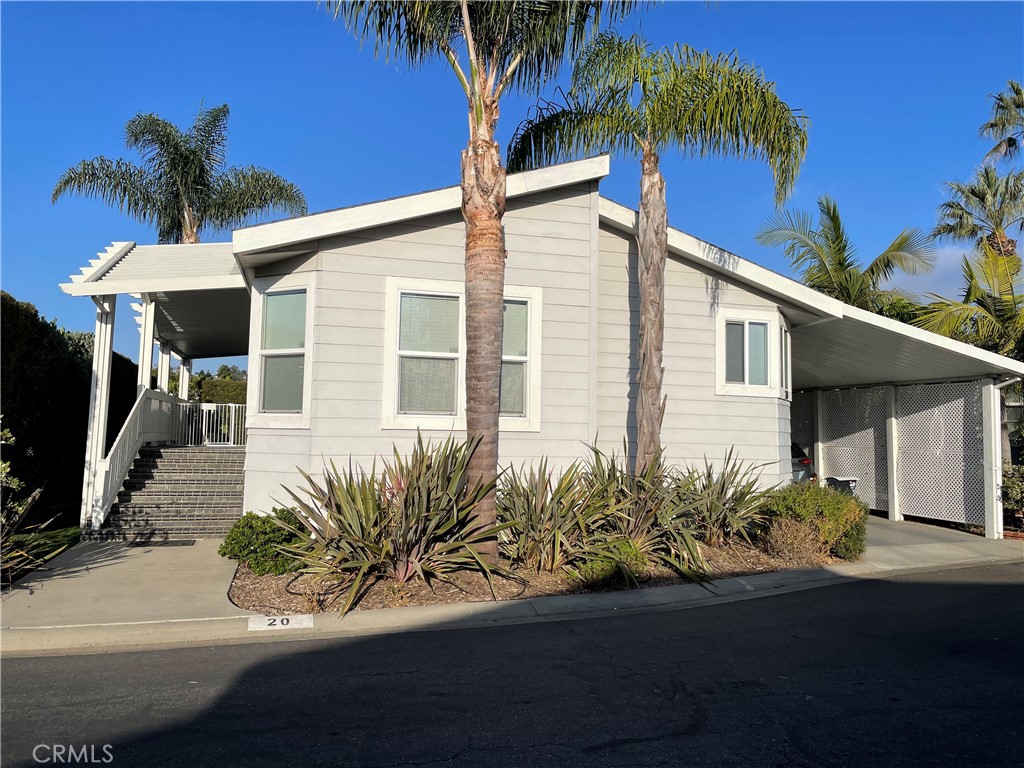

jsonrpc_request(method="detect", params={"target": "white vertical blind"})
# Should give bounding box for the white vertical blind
[725,322,745,383]
[400,294,459,353]
[502,300,528,357]
[399,357,457,414]
[748,322,768,385]
[262,355,304,412]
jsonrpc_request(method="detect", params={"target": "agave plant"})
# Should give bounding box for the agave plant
[582,445,707,583]
[279,436,510,615]
[678,448,773,547]
[497,459,615,573]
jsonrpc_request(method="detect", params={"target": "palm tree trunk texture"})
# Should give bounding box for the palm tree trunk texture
[461,103,506,561]
[182,206,200,244]
[635,147,667,475]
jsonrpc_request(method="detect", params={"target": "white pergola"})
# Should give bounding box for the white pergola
[61,241,250,527]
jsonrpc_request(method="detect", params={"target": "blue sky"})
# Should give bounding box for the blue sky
[2,1,1022,371]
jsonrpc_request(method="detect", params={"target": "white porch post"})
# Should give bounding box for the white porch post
[156,342,171,393]
[982,378,1003,539]
[812,389,825,482]
[886,384,902,521]
[137,294,156,389]
[80,295,116,529]
[178,357,192,400]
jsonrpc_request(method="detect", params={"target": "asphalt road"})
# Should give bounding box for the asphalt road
[2,563,1022,768]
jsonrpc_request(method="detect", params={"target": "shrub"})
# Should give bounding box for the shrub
[201,378,247,404]
[281,436,510,614]
[677,449,772,547]
[762,483,868,560]
[218,508,302,576]
[1003,462,1024,516]
[762,517,821,565]
[498,459,612,573]
[583,446,706,581]
[574,538,648,587]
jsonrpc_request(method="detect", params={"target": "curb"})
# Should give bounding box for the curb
[2,555,1020,658]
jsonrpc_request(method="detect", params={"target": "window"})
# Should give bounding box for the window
[725,320,769,386]
[383,278,542,431]
[247,273,315,428]
[260,290,306,412]
[716,309,789,398]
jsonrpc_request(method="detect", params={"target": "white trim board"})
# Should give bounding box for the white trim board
[233,156,611,259]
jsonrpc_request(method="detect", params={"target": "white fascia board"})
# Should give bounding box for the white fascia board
[233,155,611,259]
[598,197,844,320]
[60,274,247,297]
[841,304,1024,377]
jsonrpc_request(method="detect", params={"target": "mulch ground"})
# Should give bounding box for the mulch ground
[228,543,832,616]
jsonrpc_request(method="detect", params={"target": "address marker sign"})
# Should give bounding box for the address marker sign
[248,614,315,631]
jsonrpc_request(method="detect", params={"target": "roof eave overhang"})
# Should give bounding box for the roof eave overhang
[232,155,612,263]
[597,197,844,320]
[60,274,247,297]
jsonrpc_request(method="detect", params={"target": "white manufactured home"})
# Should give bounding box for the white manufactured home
[62,157,1023,540]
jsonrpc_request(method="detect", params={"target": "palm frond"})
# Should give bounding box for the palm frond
[981,80,1024,164]
[188,103,231,174]
[659,46,808,205]
[51,157,157,223]
[506,89,641,171]
[206,166,308,231]
[863,227,935,284]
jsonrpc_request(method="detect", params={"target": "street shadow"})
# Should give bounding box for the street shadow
[3,567,1022,768]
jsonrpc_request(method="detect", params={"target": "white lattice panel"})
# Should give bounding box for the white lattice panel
[819,387,889,511]
[791,391,815,451]
[895,382,984,524]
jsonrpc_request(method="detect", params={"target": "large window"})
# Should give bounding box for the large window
[717,309,790,398]
[260,290,306,412]
[383,278,541,431]
[247,273,315,428]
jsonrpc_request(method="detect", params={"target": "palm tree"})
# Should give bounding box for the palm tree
[507,33,808,473]
[916,243,1023,457]
[981,80,1024,165]
[756,195,935,311]
[329,2,641,557]
[53,104,307,244]
[932,166,1024,259]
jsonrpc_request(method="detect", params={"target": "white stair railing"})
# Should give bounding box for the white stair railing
[89,395,248,529]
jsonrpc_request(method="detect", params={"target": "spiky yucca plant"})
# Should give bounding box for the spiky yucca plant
[279,436,509,615]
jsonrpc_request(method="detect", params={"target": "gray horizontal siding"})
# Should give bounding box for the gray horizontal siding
[596,223,788,482]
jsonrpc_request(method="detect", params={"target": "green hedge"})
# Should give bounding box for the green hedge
[762,483,869,560]
[201,378,247,404]
[1,292,136,527]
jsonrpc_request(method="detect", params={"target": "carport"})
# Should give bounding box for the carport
[789,304,1023,539]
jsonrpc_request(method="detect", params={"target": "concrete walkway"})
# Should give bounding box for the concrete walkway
[2,517,1020,657]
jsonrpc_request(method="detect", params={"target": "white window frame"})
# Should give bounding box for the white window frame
[715,308,788,399]
[382,276,542,432]
[246,272,316,429]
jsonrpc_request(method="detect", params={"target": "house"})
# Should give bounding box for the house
[62,156,1024,541]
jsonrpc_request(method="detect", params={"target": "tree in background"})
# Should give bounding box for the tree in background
[916,244,1022,457]
[932,166,1024,259]
[507,32,807,473]
[756,195,934,313]
[330,2,641,556]
[981,80,1024,165]
[53,104,307,244]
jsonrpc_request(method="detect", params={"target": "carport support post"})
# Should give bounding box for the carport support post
[886,385,902,521]
[982,378,1003,539]
[812,390,825,481]
[81,295,116,529]
[137,294,156,389]
[178,357,192,400]
[156,342,171,393]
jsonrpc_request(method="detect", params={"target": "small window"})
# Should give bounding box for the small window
[725,320,769,387]
[260,290,306,413]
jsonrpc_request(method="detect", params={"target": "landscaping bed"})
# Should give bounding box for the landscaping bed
[227,542,830,616]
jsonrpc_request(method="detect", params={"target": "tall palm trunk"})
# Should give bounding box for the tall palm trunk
[182,206,201,244]
[462,95,506,561]
[635,144,667,475]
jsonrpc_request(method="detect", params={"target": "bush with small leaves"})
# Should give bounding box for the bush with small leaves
[218,508,302,576]
[762,517,821,565]
[761,483,868,560]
